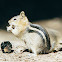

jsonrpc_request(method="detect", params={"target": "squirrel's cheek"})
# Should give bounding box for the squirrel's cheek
[11,28,20,36]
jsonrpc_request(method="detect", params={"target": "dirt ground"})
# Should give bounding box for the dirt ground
[0,50,62,62]
[0,18,62,62]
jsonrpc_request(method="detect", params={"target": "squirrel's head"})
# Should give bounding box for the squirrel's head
[7,11,29,36]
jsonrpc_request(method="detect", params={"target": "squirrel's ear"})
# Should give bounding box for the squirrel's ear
[20,11,25,18]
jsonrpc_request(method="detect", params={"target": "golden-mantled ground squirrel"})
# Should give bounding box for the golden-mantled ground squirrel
[7,11,62,55]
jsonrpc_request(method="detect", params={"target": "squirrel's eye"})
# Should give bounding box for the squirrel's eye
[14,19,16,20]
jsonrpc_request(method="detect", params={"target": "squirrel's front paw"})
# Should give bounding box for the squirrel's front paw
[14,49,23,54]
[14,46,26,54]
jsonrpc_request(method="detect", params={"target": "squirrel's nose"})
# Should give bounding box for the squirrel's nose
[8,30,11,32]
[7,26,12,32]
[7,29,11,32]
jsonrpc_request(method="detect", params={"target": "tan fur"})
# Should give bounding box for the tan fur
[44,29,62,52]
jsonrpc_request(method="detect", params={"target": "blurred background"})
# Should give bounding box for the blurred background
[0,0,62,29]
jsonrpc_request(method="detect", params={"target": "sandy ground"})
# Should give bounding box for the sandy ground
[0,50,62,62]
[0,18,62,62]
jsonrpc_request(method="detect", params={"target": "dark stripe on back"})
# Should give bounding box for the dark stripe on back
[30,23,51,50]
[28,29,45,45]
